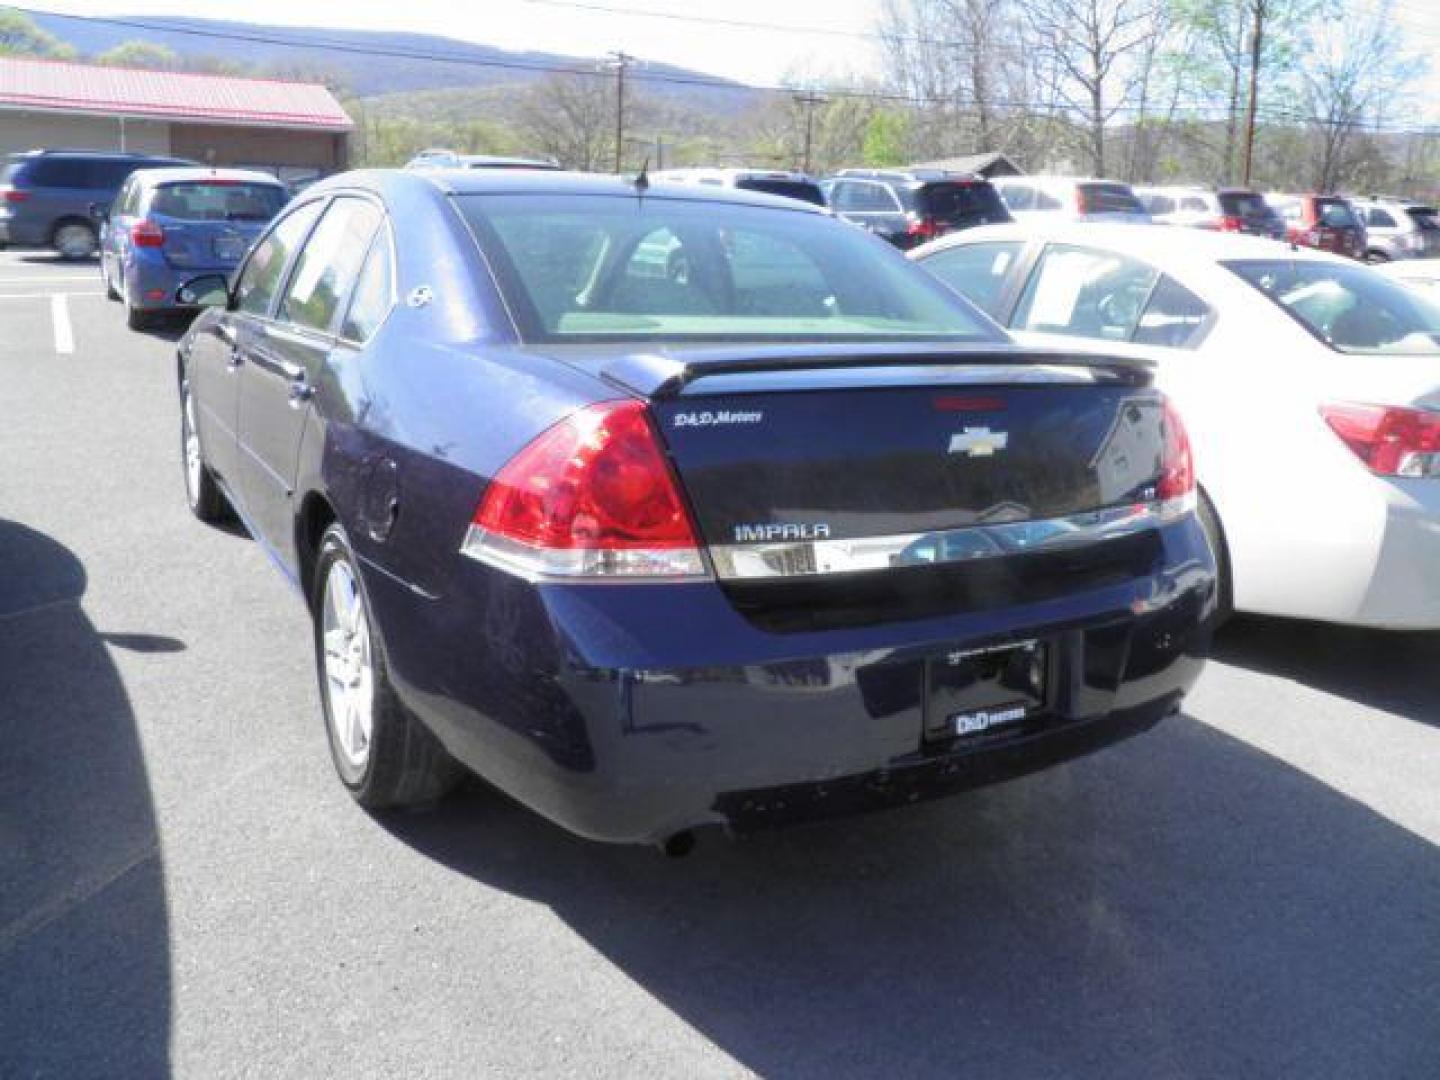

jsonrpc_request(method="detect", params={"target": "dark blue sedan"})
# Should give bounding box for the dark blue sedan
[101,167,288,330]
[175,169,1215,849]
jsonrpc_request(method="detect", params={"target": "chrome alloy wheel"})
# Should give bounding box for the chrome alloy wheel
[182,386,203,506]
[321,560,375,774]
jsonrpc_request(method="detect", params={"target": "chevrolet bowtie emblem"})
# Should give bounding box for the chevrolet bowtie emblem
[948,427,1009,457]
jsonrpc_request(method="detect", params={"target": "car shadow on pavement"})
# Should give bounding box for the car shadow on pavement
[1213,615,1440,727]
[0,520,172,1078]
[383,714,1440,1078]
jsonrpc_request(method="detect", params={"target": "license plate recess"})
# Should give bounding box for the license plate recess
[924,640,1049,743]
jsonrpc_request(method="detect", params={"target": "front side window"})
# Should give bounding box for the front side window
[1225,259,1440,354]
[997,183,1033,211]
[1367,208,1398,229]
[918,241,1024,317]
[1181,196,1209,213]
[235,199,323,317]
[458,194,1000,344]
[279,198,383,334]
[1315,199,1358,229]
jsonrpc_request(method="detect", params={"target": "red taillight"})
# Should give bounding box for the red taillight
[905,215,941,241]
[1217,215,1243,232]
[1320,403,1440,477]
[1075,188,1092,214]
[1157,397,1196,511]
[463,400,707,579]
[1,187,29,203]
[131,219,165,247]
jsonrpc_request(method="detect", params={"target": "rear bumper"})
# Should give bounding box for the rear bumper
[124,257,231,310]
[369,517,1215,844]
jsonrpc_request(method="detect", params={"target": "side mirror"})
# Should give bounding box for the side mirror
[177,275,232,310]
[88,202,110,222]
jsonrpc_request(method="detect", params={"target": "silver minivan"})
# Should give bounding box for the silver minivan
[992,176,1150,223]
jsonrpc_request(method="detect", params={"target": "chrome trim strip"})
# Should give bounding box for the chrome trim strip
[708,498,1192,581]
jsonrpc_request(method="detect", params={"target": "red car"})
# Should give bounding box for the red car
[1269,193,1366,259]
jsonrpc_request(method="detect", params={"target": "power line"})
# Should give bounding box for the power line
[11,5,1440,135]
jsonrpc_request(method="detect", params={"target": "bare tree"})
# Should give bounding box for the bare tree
[1300,0,1420,191]
[517,73,615,171]
[1015,0,1163,176]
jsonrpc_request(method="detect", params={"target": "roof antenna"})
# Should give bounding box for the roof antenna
[633,157,650,194]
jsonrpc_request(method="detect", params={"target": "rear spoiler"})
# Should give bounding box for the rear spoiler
[602,347,1153,399]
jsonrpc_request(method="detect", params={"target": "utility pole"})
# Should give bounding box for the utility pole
[1240,0,1264,187]
[794,91,827,174]
[607,50,634,174]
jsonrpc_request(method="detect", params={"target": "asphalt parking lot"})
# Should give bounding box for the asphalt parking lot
[2,250,1438,1079]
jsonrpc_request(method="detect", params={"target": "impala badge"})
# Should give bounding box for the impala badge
[948,427,1009,458]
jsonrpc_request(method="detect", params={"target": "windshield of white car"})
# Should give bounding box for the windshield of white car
[1225,259,1440,355]
[458,193,1003,344]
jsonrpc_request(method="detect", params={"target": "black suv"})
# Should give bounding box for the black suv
[820,169,1013,249]
[0,149,194,258]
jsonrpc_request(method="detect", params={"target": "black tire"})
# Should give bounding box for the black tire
[180,377,229,523]
[312,523,462,809]
[127,302,153,331]
[103,260,120,302]
[1197,489,1234,628]
[1365,250,1390,264]
[52,220,97,261]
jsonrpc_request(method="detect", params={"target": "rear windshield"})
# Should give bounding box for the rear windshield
[151,182,287,222]
[1407,207,1439,231]
[1225,258,1440,354]
[0,158,22,185]
[917,181,1009,223]
[457,193,999,344]
[734,178,827,207]
[1315,199,1358,229]
[1079,183,1144,214]
[1218,191,1272,217]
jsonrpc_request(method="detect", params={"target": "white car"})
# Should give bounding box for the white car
[910,221,1440,629]
[992,176,1150,223]
[1375,259,1440,299]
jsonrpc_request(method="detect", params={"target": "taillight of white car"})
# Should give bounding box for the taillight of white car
[462,399,709,579]
[1320,403,1440,477]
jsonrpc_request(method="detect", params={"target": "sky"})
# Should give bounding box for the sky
[21,0,885,86]
[16,0,1440,121]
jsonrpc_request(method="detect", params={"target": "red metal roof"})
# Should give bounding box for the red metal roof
[0,56,352,131]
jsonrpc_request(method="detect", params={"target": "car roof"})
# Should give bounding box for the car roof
[914,220,1343,268]
[128,166,286,187]
[314,167,831,213]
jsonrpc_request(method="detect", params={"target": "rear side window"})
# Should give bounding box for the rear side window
[918,241,1023,316]
[235,200,324,317]
[1180,196,1208,213]
[997,183,1032,210]
[1079,183,1145,214]
[24,158,90,187]
[279,198,383,334]
[735,179,826,207]
[341,230,395,342]
[1132,276,1211,348]
[1366,208,1398,229]
[1144,194,1175,215]
[847,183,900,212]
[919,182,1008,224]
[151,182,287,222]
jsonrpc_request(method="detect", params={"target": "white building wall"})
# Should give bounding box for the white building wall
[0,111,171,157]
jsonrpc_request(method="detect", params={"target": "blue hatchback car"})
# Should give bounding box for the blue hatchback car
[173,169,1214,849]
[100,167,289,329]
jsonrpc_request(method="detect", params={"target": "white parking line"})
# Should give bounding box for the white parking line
[0,291,104,299]
[50,294,74,355]
[0,275,102,283]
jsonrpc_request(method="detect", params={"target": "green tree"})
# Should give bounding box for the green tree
[863,110,911,166]
[0,7,75,58]
[95,41,181,70]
